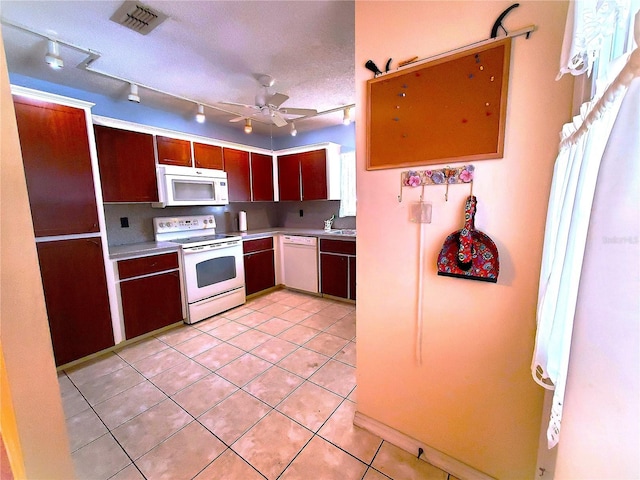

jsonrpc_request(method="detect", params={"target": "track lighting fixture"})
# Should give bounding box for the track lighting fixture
[196,104,206,123]
[5,20,357,134]
[290,122,297,137]
[128,83,140,103]
[343,107,351,126]
[44,40,64,69]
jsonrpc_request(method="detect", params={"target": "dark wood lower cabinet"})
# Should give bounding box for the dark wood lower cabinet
[36,237,114,366]
[349,256,356,301]
[320,239,356,301]
[120,271,182,339]
[243,238,276,296]
[320,253,349,298]
[118,253,183,339]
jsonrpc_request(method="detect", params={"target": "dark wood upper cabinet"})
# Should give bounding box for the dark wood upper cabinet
[250,152,274,201]
[37,238,114,366]
[156,135,191,166]
[224,148,251,202]
[94,125,158,203]
[194,142,223,170]
[277,149,328,201]
[277,154,301,201]
[13,96,100,237]
[300,150,328,200]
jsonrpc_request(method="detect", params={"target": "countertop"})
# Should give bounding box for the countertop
[108,241,182,260]
[108,228,355,260]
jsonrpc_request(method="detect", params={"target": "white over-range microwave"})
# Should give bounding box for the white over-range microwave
[153,165,229,208]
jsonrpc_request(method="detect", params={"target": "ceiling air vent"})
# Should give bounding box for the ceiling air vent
[110,1,168,35]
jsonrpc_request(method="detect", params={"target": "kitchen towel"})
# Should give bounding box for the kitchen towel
[238,211,247,232]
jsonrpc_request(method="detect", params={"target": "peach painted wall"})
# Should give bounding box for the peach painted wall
[0,30,76,478]
[354,2,572,478]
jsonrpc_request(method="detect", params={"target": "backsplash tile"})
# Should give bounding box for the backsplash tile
[104,201,355,246]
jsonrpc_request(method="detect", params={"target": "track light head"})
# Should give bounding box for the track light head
[343,107,351,126]
[128,83,140,103]
[196,104,206,123]
[244,119,252,134]
[290,122,297,137]
[45,40,64,69]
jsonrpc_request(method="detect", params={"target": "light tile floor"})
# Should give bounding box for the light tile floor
[60,290,455,480]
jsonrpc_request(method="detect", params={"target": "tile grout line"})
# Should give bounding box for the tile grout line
[63,292,356,480]
[63,371,151,480]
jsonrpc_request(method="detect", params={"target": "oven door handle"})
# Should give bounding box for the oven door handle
[182,241,240,254]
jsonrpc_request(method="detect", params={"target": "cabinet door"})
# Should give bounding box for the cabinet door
[120,271,182,339]
[244,250,276,296]
[94,125,158,202]
[277,154,301,201]
[320,253,349,299]
[36,238,114,366]
[300,150,328,201]
[13,96,100,237]
[250,153,274,201]
[194,143,223,170]
[157,136,191,166]
[349,256,356,301]
[224,148,251,202]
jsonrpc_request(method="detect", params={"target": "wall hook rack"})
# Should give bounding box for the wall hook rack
[398,165,474,202]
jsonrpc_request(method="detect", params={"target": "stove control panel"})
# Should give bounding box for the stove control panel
[154,215,216,235]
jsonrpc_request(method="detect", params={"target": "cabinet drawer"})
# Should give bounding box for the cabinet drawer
[118,252,179,280]
[320,239,356,255]
[243,237,274,254]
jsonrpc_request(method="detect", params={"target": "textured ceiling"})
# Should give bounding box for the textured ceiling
[0,1,355,136]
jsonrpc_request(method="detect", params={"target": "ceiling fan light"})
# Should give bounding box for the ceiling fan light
[343,107,351,126]
[195,104,206,123]
[290,123,297,137]
[244,119,252,134]
[44,40,64,69]
[128,83,140,103]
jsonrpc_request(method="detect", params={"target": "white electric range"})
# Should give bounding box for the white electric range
[154,215,245,324]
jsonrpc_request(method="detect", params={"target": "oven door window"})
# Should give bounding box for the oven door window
[172,179,215,201]
[196,256,237,288]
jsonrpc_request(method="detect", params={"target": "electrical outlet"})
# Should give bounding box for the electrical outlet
[120,217,129,228]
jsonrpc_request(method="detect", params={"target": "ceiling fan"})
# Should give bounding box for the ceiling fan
[219,74,317,128]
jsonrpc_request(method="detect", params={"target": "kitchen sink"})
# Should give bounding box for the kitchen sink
[328,229,356,236]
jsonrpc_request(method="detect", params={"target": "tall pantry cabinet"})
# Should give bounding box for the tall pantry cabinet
[12,88,116,367]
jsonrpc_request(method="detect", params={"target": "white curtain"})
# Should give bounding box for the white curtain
[339,151,356,217]
[558,0,631,78]
[533,7,640,448]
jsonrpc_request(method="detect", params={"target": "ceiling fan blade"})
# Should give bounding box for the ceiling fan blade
[266,92,289,108]
[271,110,288,127]
[229,116,246,123]
[216,103,259,118]
[218,100,255,108]
[279,107,317,117]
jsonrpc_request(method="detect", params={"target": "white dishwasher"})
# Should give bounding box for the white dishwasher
[282,235,319,293]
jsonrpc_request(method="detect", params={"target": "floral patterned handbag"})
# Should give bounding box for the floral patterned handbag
[437,196,499,283]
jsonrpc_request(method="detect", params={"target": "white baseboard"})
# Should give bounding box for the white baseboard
[354,411,496,480]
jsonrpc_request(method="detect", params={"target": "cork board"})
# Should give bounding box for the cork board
[366,38,511,170]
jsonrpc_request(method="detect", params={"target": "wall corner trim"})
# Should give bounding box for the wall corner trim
[353,411,496,480]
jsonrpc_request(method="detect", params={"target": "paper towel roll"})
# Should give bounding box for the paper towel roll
[238,211,247,232]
